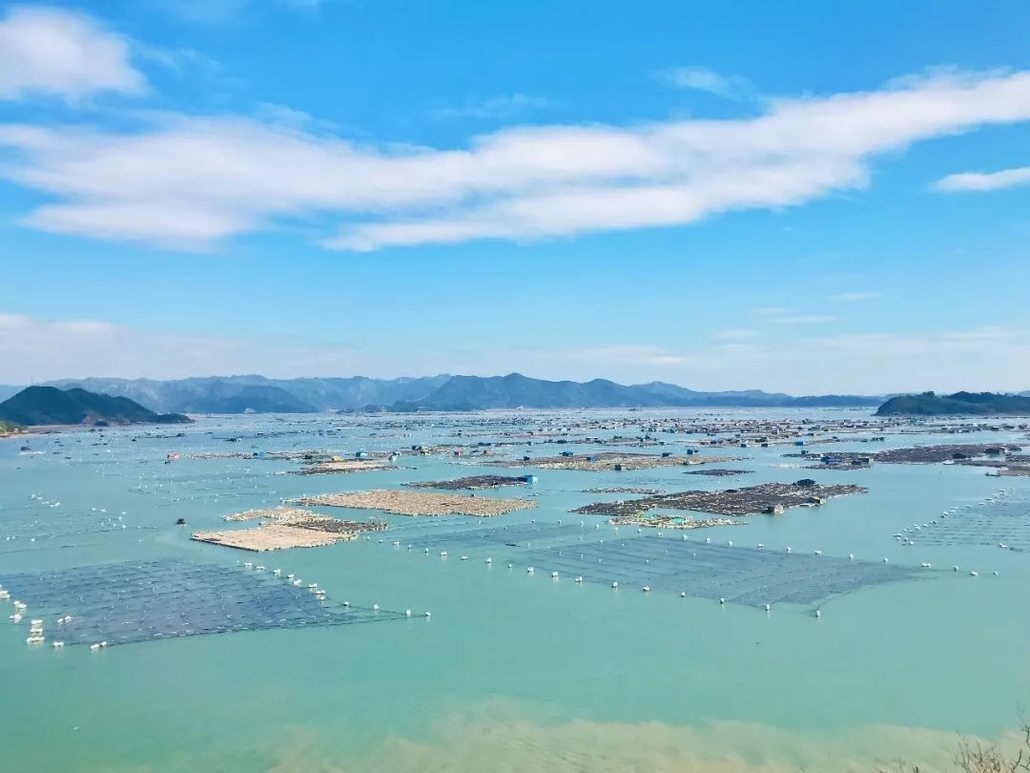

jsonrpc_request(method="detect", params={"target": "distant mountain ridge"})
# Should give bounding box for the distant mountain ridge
[40,374,883,413]
[876,391,1030,416]
[0,386,192,426]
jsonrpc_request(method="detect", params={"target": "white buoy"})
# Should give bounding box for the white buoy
[815,609,822,618]
[969,571,978,577]
[485,557,492,564]
[642,585,650,592]
[575,576,584,584]
[611,581,618,589]
[372,603,380,611]
[765,604,771,612]
[814,550,822,556]
[719,597,726,605]
[786,546,792,553]
[705,537,711,543]
[848,553,855,561]
[405,609,412,617]
[680,591,686,598]
[551,571,559,579]
[882,558,889,564]
[526,566,534,574]
[460,555,469,561]
[424,611,432,618]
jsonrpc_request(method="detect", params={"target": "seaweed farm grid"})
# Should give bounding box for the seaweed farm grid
[384,521,933,608]
[0,559,405,647]
[520,539,930,608]
[906,490,1030,552]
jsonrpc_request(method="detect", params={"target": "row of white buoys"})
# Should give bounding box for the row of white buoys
[89,641,109,651]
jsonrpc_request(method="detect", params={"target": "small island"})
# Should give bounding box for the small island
[0,386,192,427]
[875,391,1030,417]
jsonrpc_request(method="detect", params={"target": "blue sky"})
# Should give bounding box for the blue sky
[1,0,1029,393]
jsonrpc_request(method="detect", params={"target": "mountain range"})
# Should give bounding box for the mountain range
[23,374,885,413]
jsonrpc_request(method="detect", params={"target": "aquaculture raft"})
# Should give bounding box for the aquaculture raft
[291,490,536,517]
[0,559,405,647]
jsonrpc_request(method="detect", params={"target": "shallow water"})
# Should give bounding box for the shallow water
[1,409,1028,771]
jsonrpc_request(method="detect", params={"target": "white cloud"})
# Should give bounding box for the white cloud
[0,313,369,383]
[933,166,1030,192]
[431,94,548,121]
[832,291,881,302]
[770,315,838,325]
[0,5,145,101]
[4,70,1030,249]
[657,66,753,101]
[751,308,836,324]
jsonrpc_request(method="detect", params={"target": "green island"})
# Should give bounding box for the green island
[0,386,192,427]
[876,391,1030,417]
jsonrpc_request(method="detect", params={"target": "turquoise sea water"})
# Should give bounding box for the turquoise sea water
[1,410,1028,772]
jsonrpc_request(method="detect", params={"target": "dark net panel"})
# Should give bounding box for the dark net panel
[519,538,929,608]
[0,559,404,647]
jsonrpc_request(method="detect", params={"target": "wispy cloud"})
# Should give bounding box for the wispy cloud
[656,66,753,102]
[752,308,837,325]
[771,315,838,325]
[933,166,1030,192]
[0,5,145,101]
[4,62,1030,250]
[713,329,758,340]
[0,312,368,383]
[832,291,880,303]
[431,94,548,121]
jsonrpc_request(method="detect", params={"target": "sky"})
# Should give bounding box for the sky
[1,0,1029,394]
